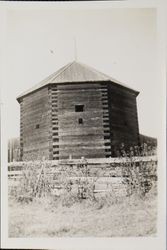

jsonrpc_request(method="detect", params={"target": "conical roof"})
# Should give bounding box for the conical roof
[17,61,139,100]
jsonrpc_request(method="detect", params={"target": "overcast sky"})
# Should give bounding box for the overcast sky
[1,6,159,139]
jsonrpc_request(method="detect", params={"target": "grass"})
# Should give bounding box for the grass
[8,188,157,237]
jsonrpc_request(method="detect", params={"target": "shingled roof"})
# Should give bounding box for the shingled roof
[17,61,139,100]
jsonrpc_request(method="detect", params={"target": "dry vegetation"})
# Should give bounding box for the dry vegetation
[9,186,157,237]
[8,144,157,237]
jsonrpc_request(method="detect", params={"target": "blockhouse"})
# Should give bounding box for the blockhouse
[17,61,140,161]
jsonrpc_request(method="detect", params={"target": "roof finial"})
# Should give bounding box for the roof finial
[74,36,77,61]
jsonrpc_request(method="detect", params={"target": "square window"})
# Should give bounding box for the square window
[78,118,83,124]
[75,104,84,112]
[36,124,40,129]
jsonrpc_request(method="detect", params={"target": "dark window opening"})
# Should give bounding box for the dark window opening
[75,104,84,112]
[36,124,40,129]
[78,118,83,124]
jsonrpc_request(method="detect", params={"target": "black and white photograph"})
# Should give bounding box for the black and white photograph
[0,1,166,250]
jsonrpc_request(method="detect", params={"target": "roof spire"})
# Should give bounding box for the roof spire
[74,36,77,61]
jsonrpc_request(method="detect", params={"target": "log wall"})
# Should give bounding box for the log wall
[54,82,111,159]
[21,87,51,161]
[19,81,139,160]
[108,83,139,152]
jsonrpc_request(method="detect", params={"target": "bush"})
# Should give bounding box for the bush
[9,161,53,203]
[8,144,157,206]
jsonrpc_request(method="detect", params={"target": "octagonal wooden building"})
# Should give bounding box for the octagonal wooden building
[17,61,140,161]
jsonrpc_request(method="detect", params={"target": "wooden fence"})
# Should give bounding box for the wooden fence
[8,156,157,197]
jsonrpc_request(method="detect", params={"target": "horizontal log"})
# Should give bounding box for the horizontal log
[7,156,157,166]
[57,83,102,90]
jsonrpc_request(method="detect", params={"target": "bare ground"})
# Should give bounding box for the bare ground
[9,191,157,237]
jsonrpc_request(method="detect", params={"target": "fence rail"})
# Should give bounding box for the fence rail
[8,156,157,168]
[8,156,157,197]
[8,156,157,174]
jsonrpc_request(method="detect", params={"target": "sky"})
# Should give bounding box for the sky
[1,6,159,139]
